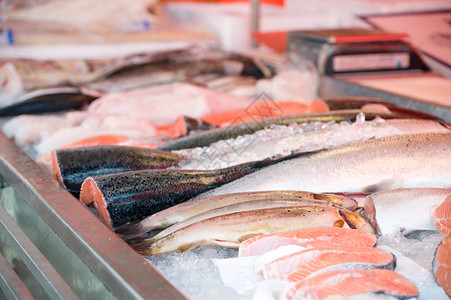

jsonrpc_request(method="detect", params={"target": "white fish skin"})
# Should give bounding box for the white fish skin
[363,188,451,236]
[135,206,372,255]
[144,198,345,243]
[196,132,451,198]
[116,190,357,238]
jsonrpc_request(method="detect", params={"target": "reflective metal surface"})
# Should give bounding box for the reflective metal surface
[319,76,451,122]
[0,132,186,300]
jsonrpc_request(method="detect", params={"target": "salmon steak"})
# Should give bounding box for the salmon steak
[284,269,419,300]
[263,247,395,281]
[433,236,451,298]
[238,227,377,257]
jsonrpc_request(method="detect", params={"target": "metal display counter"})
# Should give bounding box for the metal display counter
[319,76,451,122]
[0,133,186,299]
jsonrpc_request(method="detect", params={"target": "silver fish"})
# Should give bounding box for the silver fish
[363,188,451,236]
[156,112,441,151]
[196,132,451,197]
[133,206,374,255]
[133,197,356,243]
[116,191,357,238]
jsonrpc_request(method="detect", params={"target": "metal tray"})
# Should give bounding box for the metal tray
[319,75,451,122]
[0,132,186,300]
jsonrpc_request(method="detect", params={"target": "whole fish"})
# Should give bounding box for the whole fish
[84,59,247,93]
[156,110,427,151]
[0,87,97,116]
[133,206,374,255]
[53,145,181,195]
[362,188,451,236]
[175,118,449,170]
[130,197,357,244]
[197,132,451,198]
[116,191,358,238]
[79,153,302,228]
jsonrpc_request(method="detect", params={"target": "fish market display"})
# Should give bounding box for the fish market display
[238,227,377,257]
[197,132,451,198]
[79,154,300,227]
[176,117,449,170]
[116,191,358,239]
[283,269,419,300]
[433,236,451,298]
[52,145,180,194]
[362,188,451,236]
[134,207,374,255]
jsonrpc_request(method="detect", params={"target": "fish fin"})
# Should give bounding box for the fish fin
[177,240,206,253]
[237,233,262,242]
[362,178,401,193]
[212,240,241,248]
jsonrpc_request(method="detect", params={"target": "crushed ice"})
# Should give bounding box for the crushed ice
[175,115,403,170]
[143,231,447,300]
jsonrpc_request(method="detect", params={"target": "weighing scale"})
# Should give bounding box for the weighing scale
[287,28,430,75]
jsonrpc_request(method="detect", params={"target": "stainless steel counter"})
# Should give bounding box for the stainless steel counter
[0,133,186,300]
[319,76,451,122]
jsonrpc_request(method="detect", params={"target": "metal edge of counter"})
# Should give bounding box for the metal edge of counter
[319,76,451,123]
[0,132,187,300]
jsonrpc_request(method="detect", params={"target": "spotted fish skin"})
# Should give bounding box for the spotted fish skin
[53,145,180,194]
[80,154,295,228]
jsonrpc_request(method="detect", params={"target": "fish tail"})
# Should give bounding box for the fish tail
[115,222,147,240]
[128,236,156,253]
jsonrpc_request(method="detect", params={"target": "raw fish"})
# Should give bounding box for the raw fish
[283,269,419,300]
[52,145,180,194]
[116,191,358,238]
[86,83,258,126]
[197,132,451,197]
[279,248,395,282]
[134,206,374,255]
[134,198,357,243]
[79,153,300,227]
[0,87,96,116]
[157,110,416,151]
[84,59,247,93]
[262,247,395,281]
[176,117,449,170]
[200,100,329,127]
[431,194,451,235]
[363,188,451,236]
[239,227,377,257]
[433,236,451,298]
